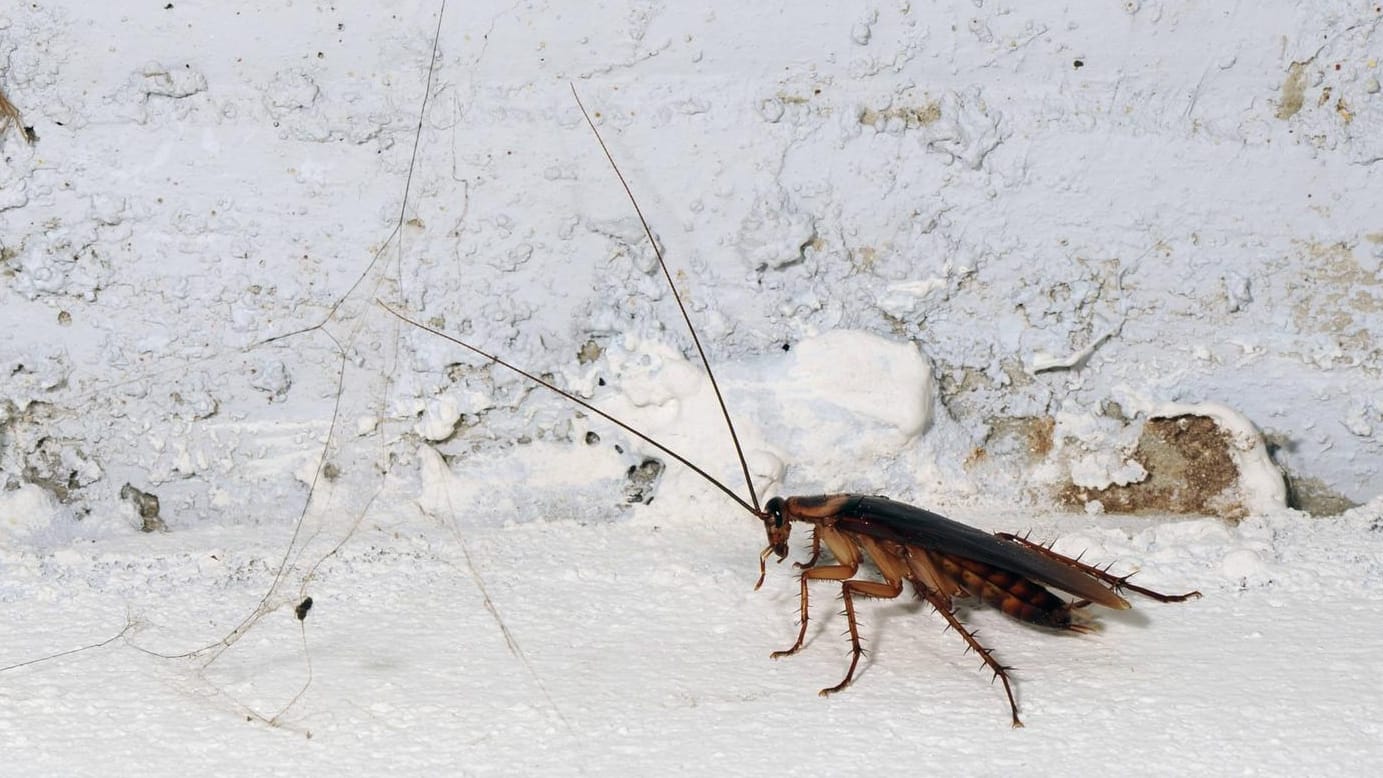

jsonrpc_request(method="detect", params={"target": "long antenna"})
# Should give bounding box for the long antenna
[569,85,763,514]
[379,302,762,518]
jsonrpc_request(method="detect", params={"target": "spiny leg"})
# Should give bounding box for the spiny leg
[916,584,1024,728]
[771,569,813,658]
[795,527,822,570]
[763,530,824,657]
[996,533,1201,602]
[818,579,902,696]
[773,525,862,659]
[771,561,854,659]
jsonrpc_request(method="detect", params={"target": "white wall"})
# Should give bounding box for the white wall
[4,1,1381,541]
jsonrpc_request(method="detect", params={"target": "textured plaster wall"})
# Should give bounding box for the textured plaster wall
[2,1,1381,539]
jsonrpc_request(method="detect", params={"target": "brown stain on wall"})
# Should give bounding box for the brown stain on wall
[1060,415,1246,520]
[965,415,1054,469]
[859,101,942,129]
[1276,61,1309,120]
[1291,242,1381,355]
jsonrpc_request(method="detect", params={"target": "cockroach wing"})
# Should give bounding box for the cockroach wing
[835,495,1129,610]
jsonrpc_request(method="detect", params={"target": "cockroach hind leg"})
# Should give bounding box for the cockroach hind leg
[919,584,1024,727]
[997,531,1200,604]
[1115,573,1203,603]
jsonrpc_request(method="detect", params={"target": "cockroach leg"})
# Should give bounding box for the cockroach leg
[996,532,1203,603]
[767,527,825,660]
[811,533,911,695]
[771,570,811,658]
[770,561,853,659]
[794,528,823,570]
[774,525,866,660]
[819,578,904,697]
[915,583,1024,728]
[1114,577,1201,603]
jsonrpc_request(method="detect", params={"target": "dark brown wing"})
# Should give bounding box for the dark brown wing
[833,495,1129,609]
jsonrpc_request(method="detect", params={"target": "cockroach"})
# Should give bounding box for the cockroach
[382,87,1200,727]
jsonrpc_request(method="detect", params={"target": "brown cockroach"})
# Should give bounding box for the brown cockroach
[383,87,1200,727]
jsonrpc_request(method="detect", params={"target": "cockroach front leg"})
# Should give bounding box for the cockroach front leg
[771,560,851,660]
[996,533,1202,603]
[795,527,822,569]
[756,528,819,591]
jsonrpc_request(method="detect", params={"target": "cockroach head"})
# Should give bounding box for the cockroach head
[763,496,791,559]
